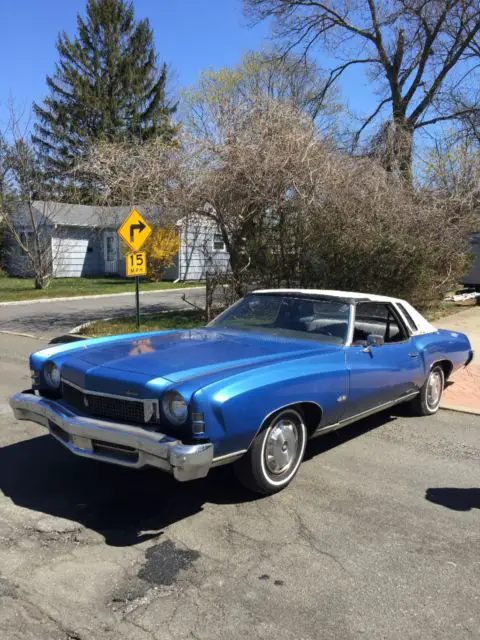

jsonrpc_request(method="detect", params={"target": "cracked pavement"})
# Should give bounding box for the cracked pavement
[0,331,479,639]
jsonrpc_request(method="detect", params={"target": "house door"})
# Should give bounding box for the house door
[103,232,118,274]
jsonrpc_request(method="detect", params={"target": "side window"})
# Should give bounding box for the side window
[353,302,409,344]
[397,303,418,332]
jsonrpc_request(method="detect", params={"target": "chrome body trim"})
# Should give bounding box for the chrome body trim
[249,400,323,450]
[311,391,419,437]
[260,401,323,431]
[344,303,355,346]
[9,392,213,481]
[62,379,160,422]
[211,450,247,467]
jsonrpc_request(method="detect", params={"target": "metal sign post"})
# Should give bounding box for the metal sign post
[118,210,152,331]
[135,276,140,330]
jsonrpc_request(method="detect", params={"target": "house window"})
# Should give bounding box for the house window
[19,231,34,251]
[213,232,226,252]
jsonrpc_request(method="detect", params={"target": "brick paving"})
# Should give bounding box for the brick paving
[442,363,480,414]
[437,306,479,414]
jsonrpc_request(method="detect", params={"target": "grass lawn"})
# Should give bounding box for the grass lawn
[0,276,202,303]
[79,309,206,337]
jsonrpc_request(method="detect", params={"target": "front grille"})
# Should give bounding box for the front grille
[61,381,158,425]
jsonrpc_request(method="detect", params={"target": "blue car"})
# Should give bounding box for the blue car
[10,290,474,494]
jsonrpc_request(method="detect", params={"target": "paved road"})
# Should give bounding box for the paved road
[0,287,206,338]
[0,334,479,640]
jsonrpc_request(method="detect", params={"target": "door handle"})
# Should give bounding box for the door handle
[408,352,419,358]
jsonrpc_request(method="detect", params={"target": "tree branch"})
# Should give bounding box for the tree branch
[415,109,480,129]
[408,14,480,125]
[286,1,377,42]
[353,97,392,148]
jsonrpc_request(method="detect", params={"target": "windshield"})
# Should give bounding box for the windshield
[209,294,351,344]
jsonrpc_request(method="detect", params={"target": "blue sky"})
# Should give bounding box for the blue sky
[0,0,267,128]
[0,0,376,135]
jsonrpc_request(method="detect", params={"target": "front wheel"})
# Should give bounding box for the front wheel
[234,408,307,495]
[409,365,445,416]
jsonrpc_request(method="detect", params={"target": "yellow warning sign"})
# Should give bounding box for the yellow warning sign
[118,209,152,252]
[125,251,147,277]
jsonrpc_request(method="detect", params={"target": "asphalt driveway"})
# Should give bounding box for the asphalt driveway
[0,333,479,640]
[0,286,206,338]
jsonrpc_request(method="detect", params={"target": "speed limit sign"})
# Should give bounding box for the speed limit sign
[125,251,147,277]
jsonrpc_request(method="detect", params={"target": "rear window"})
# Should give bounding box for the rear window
[397,303,418,331]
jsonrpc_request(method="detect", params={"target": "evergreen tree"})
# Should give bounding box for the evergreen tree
[33,0,176,192]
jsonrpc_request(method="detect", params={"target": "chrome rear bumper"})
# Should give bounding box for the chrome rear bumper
[9,392,213,481]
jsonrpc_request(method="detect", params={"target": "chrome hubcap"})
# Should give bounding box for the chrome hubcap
[265,418,299,475]
[427,370,442,408]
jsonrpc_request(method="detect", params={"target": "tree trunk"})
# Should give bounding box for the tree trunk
[34,275,46,289]
[33,270,52,289]
[395,125,413,187]
[382,118,414,187]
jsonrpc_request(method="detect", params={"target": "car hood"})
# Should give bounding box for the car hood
[62,328,338,385]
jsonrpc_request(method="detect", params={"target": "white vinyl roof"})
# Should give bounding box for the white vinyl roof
[253,289,437,336]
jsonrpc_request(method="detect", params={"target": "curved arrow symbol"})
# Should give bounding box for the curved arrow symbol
[130,221,146,242]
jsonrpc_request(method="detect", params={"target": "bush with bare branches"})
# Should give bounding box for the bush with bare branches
[77,95,475,310]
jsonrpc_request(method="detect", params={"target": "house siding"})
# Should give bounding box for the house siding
[52,228,103,277]
[179,219,230,281]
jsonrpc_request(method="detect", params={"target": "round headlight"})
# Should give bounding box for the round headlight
[163,391,188,424]
[44,361,61,389]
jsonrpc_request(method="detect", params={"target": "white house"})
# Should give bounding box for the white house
[5,201,230,281]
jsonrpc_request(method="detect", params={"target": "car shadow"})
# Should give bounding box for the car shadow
[304,409,398,461]
[0,434,259,547]
[425,488,480,511]
[0,410,399,547]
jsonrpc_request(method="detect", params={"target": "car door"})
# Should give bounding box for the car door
[343,302,424,419]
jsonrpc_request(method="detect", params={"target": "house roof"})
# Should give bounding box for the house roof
[12,201,165,229]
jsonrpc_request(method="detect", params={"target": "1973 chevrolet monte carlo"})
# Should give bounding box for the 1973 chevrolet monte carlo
[10,290,473,494]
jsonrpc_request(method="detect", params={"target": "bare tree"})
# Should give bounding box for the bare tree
[78,91,476,309]
[0,117,59,289]
[181,97,324,294]
[182,50,341,135]
[424,137,480,202]
[74,137,182,215]
[245,0,480,184]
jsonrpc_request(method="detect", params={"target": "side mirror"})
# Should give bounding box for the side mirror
[365,333,384,348]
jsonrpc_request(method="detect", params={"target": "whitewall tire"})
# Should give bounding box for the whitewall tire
[234,408,307,495]
[409,365,445,416]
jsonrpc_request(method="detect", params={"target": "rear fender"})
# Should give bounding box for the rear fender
[412,329,472,379]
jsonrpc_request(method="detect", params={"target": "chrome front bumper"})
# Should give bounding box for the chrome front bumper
[9,392,213,481]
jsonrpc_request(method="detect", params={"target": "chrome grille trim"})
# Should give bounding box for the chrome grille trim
[61,379,159,424]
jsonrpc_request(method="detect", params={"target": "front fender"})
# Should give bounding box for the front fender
[191,351,348,457]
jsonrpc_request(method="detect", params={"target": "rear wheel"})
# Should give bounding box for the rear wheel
[234,408,307,495]
[409,365,445,416]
